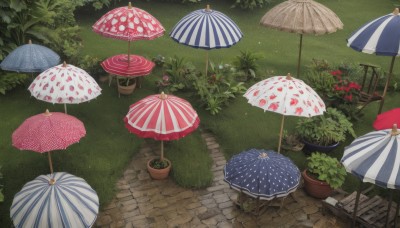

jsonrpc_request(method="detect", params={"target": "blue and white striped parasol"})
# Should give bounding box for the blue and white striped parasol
[10,172,99,228]
[341,125,400,189]
[0,40,60,73]
[224,149,300,200]
[170,5,243,50]
[347,8,400,113]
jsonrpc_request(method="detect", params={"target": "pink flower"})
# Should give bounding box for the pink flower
[162,75,169,82]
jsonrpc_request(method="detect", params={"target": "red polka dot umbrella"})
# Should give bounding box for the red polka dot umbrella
[28,62,102,114]
[124,92,200,162]
[101,54,155,77]
[244,74,326,153]
[12,109,86,173]
[92,2,165,58]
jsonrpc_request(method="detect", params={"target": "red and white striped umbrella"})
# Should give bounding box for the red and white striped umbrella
[124,93,200,141]
[244,74,326,152]
[124,92,199,162]
[92,2,165,41]
[101,54,155,77]
[28,62,102,113]
[12,109,86,173]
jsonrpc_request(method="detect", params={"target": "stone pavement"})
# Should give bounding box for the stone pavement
[95,132,348,228]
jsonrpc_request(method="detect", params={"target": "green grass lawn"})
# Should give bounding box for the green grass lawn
[1,0,400,225]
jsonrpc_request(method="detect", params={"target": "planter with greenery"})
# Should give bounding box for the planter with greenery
[147,157,171,180]
[117,77,136,95]
[296,107,356,152]
[302,152,347,199]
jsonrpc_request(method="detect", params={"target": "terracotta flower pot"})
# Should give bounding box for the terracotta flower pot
[302,169,333,199]
[118,80,136,95]
[147,158,171,180]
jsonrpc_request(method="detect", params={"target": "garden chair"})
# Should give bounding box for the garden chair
[357,63,384,114]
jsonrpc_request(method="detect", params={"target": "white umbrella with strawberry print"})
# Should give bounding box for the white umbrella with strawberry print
[28,62,102,113]
[244,73,326,153]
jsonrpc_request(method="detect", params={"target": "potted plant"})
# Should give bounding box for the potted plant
[147,151,171,180]
[302,152,347,199]
[117,77,136,95]
[296,107,356,152]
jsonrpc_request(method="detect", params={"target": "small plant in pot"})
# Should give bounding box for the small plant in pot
[302,152,347,199]
[147,141,172,180]
[117,77,136,95]
[296,107,356,153]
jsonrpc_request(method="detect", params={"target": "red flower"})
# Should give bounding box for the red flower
[344,94,353,101]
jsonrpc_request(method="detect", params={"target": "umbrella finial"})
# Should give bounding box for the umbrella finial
[206,4,210,11]
[394,8,399,15]
[159,91,168,100]
[28,39,32,44]
[286,73,293,80]
[49,178,56,185]
[128,2,132,9]
[391,124,400,136]
[62,61,67,67]
[259,152,268,158]
[43,109,52,116]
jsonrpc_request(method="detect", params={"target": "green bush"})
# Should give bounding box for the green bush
[161,56,197,92]
[307,152,346,189]
[233,50,263,82]
[0,72,28,95]
[77,55,106,79]
[231,0,271,9]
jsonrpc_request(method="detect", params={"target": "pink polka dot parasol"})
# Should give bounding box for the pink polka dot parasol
[12,109,86,173]
[244,74,326,153]
[28,62,102,113]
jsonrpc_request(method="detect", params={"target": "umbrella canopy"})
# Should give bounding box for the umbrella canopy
[170,5,243,49]
[101,54,155,77]
[170,4,243,74]
[341,125,400,189]
[124,92,200,141]
[92,2,165,41]
[244,74,325,152]
[11,172,99,228]
[347,8,400,113]
[0,40,60,73]
[260,0,343,77]
[373,108,400,130]
[28,62,102,113]
[124,92,199,161]
[224,148,301,200]
[12,110,86,153]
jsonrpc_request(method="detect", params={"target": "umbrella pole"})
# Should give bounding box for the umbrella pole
[277,115,285,153]
[205,51,209,77]
[128,41,131,66]
[379,56,396,114]
[64,103,67,114]
[385,190,393,228]
[48,152,54,174]
[352,181,363,227]
[160,140,164,161]
[296,34,303,78]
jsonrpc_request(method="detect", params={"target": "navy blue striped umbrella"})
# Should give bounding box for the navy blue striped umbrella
[170,5,243,74]
[10,172,99,228]
[341,125,400,189]
[224,149,300,200]
[0,40,60,73]
[347,8,400,113]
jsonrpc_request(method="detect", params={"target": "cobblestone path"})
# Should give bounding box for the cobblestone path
[95,132,347,228]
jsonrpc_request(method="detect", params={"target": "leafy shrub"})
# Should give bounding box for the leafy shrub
[191,61,246,115]
[77,55,106,79]
[233,50,263,82]
[162,56,197,91]
[0,72,29,95]
[231,0,272,10]
[307,152,346,189]
[152,54,165,67]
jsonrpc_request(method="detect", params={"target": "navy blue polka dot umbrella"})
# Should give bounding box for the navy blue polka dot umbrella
[224,148,300,200]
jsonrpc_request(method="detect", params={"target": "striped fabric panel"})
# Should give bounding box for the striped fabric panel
[10,172,99,228]
[341,130,400,189]
[170,9,243,50]
[347,13,400,56]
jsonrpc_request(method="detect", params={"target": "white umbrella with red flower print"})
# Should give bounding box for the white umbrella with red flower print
[12,109,86,174]
[124,92,200,179]
[244,73,326,153]
[92,2,165,62]
[28,62,102,114]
